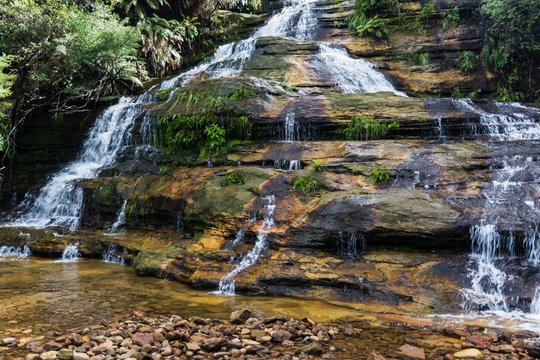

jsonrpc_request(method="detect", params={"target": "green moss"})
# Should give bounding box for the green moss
[223,171,247,186]
[97,185,114,201]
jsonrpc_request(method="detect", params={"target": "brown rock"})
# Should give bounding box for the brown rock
[466,335,491,348]
[43,341,63,351]
[398,344,426,360]
[202,337,227,352]
[230,309,252,324]
[453,348,483,359]
[132,332,154,346]
[271,330,293,343]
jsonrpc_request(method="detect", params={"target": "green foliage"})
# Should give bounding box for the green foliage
[0,0,145,106]
[442,6,460,29]
[140,15,199,77]
[355,0,400,18]
[292,175,318,194]
[497,86,525,102]
[204,123,226,151]
[98,185,114,200]
[158,84,252,158]
[229,85,257,101]
[349,14,390,38]
[341,115,399,141]
[310,160,327,172]
[371,168,390,184]
[451,86,465,98]
[224,171,246,186]
[348,0,400,38]
[458,51,478,72]
[481,0,540,101]
[0,54,15,153]
[408,52,430,66]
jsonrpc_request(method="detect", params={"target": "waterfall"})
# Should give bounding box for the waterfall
[58,243,81,263]
[216,195,276,295]
[110,200,128,232]
[0,245,31,259]
[284,109,298,142]
[7,95,152,231]
[289,160,302,170]
[531,287,540,315]
[102,244,126,265]
[336,232,365,258]
[457,98,540,313]
[313,44,407,96]
[453,99,540,141]
[160,0,319,89]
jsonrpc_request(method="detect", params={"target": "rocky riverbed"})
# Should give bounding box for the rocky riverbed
[4,309,540,360]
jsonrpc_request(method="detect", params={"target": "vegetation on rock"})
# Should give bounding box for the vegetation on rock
[481,0,540,102]
[292,175,319,194]
[341,115,399,141]
[371,167,390,184]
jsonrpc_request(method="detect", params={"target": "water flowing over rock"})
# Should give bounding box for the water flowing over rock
[313,43,407,96]
[58,243,81,263]
[216,195,276,295]
[102,245,126,265]
[110,200,128,232]
[7,96,153,231]
[0,245,31,259]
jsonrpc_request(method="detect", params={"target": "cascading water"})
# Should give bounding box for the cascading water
[0,245,31,259]
[110,200,128,232]
[457,98,540,314]
[336,232,365,259]
[284,109,298,142]
[313,43,407,96]
[7,95,152,231]
[58,243,81,263]
[102,244,126,265]
[453,99,540,141]
[160,0,319,89]
[216,195,276,295]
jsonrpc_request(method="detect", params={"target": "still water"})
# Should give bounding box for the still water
[0,259,364,339]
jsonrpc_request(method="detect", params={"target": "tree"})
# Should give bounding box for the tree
[481,0,540,101]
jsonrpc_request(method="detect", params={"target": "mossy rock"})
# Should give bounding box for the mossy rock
[134,245,185,276]
[185,167,273,227]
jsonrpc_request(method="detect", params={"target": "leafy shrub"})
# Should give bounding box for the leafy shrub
[451,86,465,98]
[341,115,399,141]
[408,52,430,66]
[311,160,327,172]
[224,172,246,186]
[140,15,199,77]
[229,85,257,100]
[292,175,319,194]
[204,123,226,151]
[355,0,400,17]
[481,0,539,102]
[371,168,390,184]
[349,14,390,38]
[458,51,478,72]
[442,6,460,29]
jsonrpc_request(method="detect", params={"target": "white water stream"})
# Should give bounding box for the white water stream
[216,195,276,295]
[453,99,540,316]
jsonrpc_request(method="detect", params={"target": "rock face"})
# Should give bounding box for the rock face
[1,0,540,316]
